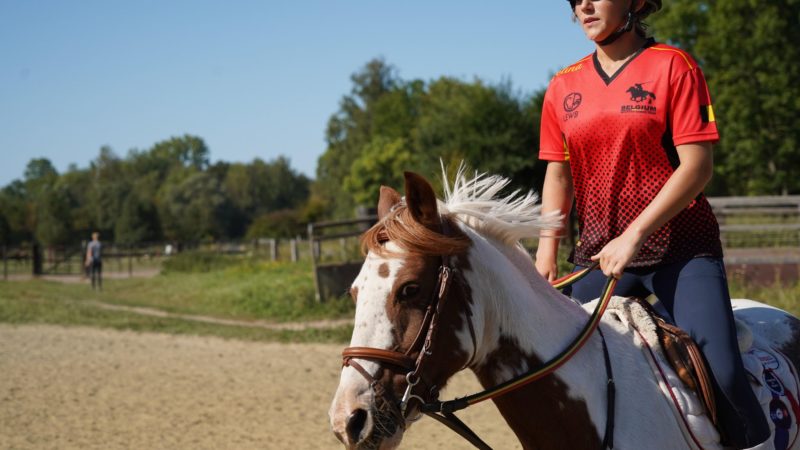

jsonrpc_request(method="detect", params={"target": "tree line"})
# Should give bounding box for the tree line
[0,137,312,247]
[1,0,797,248]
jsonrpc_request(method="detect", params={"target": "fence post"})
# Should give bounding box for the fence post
[270,238,278,261]
[2,245,6,281]
[340,238,347,261]
[291,239,298,262]
[128,250,133,278]
[308,223,321,302]
[32,242,42,276]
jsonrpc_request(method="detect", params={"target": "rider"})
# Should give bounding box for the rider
[534,0,770,447]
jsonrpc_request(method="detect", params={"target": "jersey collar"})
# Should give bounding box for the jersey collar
[593,37,656,86]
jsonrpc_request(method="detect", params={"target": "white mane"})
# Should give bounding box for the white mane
[439,163,562,245]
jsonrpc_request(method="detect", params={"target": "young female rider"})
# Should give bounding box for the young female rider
[534,0,770,447]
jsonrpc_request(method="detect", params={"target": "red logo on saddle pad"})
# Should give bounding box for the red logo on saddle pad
[752,349,781,370]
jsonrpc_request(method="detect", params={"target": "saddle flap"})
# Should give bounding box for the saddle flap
[633,298,719,426]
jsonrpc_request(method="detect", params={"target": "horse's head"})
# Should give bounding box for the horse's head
[329,172,477,449]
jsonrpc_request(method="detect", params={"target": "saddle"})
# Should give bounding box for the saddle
[632,297,718,426]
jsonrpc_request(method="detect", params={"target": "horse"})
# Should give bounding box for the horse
[627,83,656,103]
[329,168,800,450]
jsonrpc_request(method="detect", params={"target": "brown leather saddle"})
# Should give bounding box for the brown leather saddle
[632,297,718,426]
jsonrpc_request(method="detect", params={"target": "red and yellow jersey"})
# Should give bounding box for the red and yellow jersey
[539,38,722,267]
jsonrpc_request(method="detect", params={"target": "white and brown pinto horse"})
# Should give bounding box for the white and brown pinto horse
[329,170,800,450]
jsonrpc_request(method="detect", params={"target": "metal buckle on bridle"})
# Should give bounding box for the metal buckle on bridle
[437,266,451,299]
[400,372,425,416]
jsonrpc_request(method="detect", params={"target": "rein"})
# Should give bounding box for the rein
[341,250,618,449]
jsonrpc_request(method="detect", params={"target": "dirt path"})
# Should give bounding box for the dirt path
[0,324,520,450]
[5,269,161,283]
[84,301,354,331]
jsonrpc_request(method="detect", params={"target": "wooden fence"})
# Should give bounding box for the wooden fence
[307,216,377,302]
[3,196,797,287]
[707,195,800,264]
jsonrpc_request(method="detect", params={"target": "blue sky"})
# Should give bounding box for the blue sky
[0,1,593,187]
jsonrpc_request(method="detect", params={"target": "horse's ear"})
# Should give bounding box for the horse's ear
[403,172,439,229]
[377,186,402,220]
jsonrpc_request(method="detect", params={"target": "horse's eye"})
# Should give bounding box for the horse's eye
[398,283,420,301]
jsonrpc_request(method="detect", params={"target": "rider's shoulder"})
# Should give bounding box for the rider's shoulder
[643,42,699,73]
[550,53,593,82]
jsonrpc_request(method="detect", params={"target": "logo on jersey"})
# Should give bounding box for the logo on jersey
[563,92,582,121]
[621,82,657,114]
[626,83,656,103]
[563,93,582,112]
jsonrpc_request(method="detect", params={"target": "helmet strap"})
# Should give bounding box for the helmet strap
[597,7,636,46]
[597,0,636,46]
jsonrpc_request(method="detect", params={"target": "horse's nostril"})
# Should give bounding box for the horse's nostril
[346,408,369,444]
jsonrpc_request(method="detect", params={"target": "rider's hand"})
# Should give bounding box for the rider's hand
[590,230,645,279]
[535,250,559,282]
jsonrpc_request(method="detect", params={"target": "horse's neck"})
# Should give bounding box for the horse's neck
[461,234,694,449]
[462,235,612,446]
[464,233,588,366]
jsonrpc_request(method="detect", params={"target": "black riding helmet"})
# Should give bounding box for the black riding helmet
[567,0,663,46]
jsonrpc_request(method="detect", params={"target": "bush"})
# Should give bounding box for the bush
[162,251,243,273]
[246,209,303,239]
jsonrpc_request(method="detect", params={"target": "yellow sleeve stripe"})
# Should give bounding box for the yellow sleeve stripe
[708,105,716,122]
[648,46,694,70]
[562,135,570,161]
[554,55,592,78]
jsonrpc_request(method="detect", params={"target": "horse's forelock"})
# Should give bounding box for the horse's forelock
[360,207,471,257]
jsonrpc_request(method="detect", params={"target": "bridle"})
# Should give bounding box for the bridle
[343,219,463,421]
[341,219,618,449]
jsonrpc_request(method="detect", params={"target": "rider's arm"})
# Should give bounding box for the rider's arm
[535,161,574,281]
[591,142,714,277]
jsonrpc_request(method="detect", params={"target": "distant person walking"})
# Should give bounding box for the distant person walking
[85,232,102,290]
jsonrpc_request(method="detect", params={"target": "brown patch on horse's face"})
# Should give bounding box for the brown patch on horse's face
[378,263,389,278]
[476,337,601,449]
[377,223,474,408]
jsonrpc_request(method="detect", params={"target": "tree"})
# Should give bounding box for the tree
[315,58,403,217]
[651,0,800,194]
[149,134,210,171]
[0,181,31,243]
[87,146,129,237]
[157,171,232,242]
[414,78,544,193]
[344,136,415,206]
[246,209,302,239]
[24,158,58,182]
[19,158,75,246]
[315,59,549,215]
[115,191,159,245]
[224,156,310,237]
[33,180,74,246]
[0,210,10,244]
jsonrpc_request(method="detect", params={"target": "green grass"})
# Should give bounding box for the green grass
[0,255,356,343]
[1,248,797,346]
[134,259,353,321]
[0,289,352,343]
[729,279,800,317]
